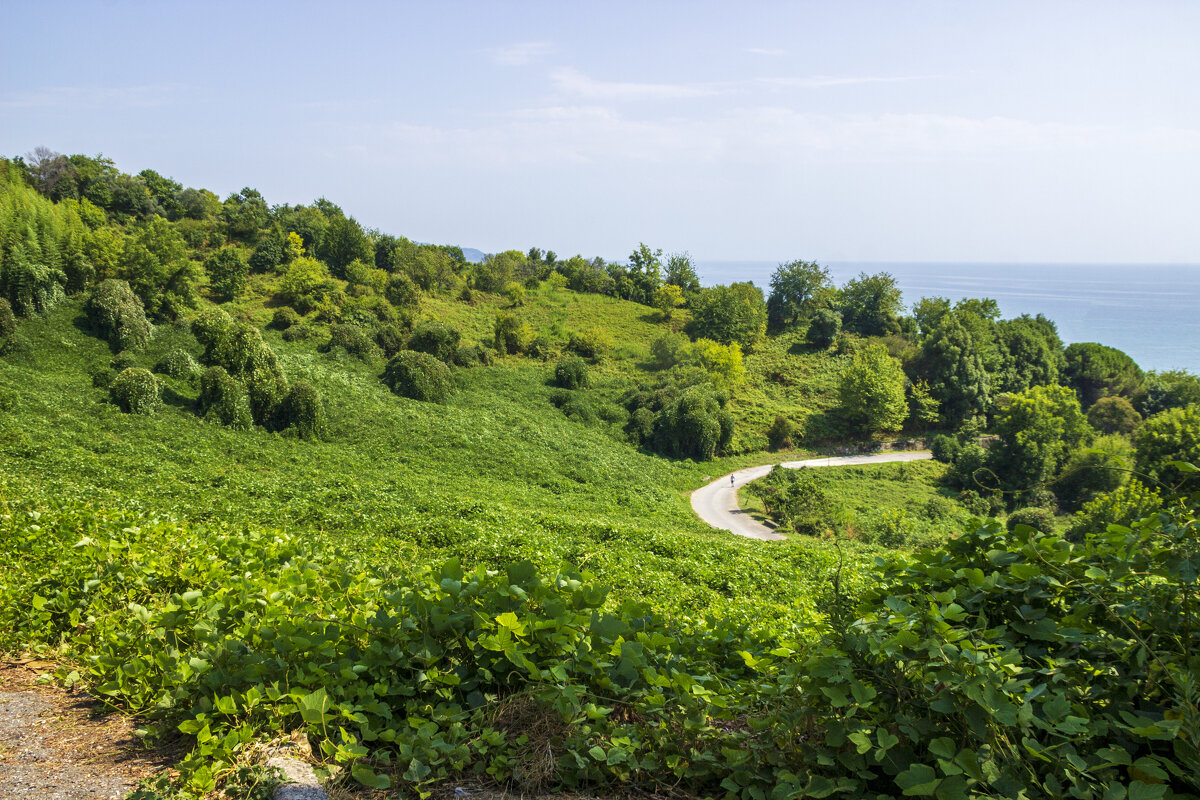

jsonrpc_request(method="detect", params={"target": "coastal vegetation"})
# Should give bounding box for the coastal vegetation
[1,149,1199,798]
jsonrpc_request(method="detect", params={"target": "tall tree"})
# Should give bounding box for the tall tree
[687,282,767,349]
[767,259,831,330]
[985,384,1091,497]
[664,251,700,293]
[837,343,908,436]
[1064,342,1143,408]
[839,272,902,336]
[917,315,991,428]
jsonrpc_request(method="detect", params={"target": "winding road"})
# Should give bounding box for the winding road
[691,451,933,541]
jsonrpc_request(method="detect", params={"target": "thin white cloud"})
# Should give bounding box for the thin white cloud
[489,41,554,66]
[549,67,727,101]
[0,84,184,110]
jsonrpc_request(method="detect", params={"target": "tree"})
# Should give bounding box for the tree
[837,344,908,436]
[917,315,991,428]
[319,214,374,278]
[985,384,1091,497]
[651,284,684,320]
[838,272,902,336]
[1054,434,1133,512]
[687,282,767,349]
[908,379,940,430]
[222,188,269,243]
[994,316,1061,394]
[1134,404,1200,490]
[626,242,663,305]
[805,309,841,349]
[1137,370,1200,417]
[1063,342,1143,408]
[664,252,700,293]
[1086,396,1141,435]
[767,259,831,330]
[204,246,249,301]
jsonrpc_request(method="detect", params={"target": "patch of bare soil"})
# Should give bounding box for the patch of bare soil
[0,658,175,799]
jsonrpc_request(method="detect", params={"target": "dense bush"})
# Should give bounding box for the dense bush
[553,355,589,389]
[198,366,252,430]
[192,310,288,426]
[382,350,452,403]
[385,272,420,309]
[1064,341,1143,407]
[566,327,611,360]
[407,320,461,364]
[930,434,960,463]
[281,324,313,343]
[453,343,492,367]
[84,278,152,351]
[111,350,138,371]
[203,246,249,301]
[1086,395,1141,434]
[1065,479,1162,542]
[109,367,161,414]
[275,380,326,440]
[1134,403,1200,490]
[746,466,841,536]
[1005,505,1057,533]
[1053,434,1132,512]
[649,331,689,370]
[653,385,734,460]
[154,348,201,382]
[324,324,381,361]
[271,306,302,330]
[766,415,796,450]
[805,308,841,349]
[0,297,14,339]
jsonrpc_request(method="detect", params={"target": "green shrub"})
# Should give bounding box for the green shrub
[1065,479,1162,542]
[382,350,452,403]
[374,323,408,357]
[554,355,589,389]
[805,308,841,349]
[766,415,796,451]
[407,320,461,364]
[1006,506,1057,533]
[324,324,381,361]
[281,325,312,343]
[649,332,689,370]
[559,393,598,425]
[193,313,288,426]
[0,298,15,340]
[109,368,161,414]
[204,246,249,301]
[198,366,252,430]
[1053,434,1132,512]
[154,348,201,382]
[385,273,420,309]
[566,327,611,360]
[84,279,152,352]
[1134,404,1200,490]
[453,343,492,367]
[930,434,960,463]
[111,351,138,371]
[1087,395,1141,434]
[746,467,841,536]
[275,381,326,440]
[271,307,302,330]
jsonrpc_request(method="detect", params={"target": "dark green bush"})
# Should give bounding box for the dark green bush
[204,246,249,301]
[109,368,161,414]
[1087,395,1142,434]
[281,325,312,343]
[85,279,152,352]
[375,324,407,357]
[386,273,420,309]
[554,355,589,389]
[0,298,15,340]
[566,328,610,360]
[453,343,492,367]
[271,307,302,330]
[1006,506,1057,533]
[407,320,461,364]
[560,393,598,425]
[930,434,960,463]
[154,349,201,382]
[766,415,796,451]
[198,366,252,430]
[111,351,138,371]
[493,312,524,355]
[324,324,381,361]
[382,350,452,403]
[805,308,842,349]
[275,381,326,440]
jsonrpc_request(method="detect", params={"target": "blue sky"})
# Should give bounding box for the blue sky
[3,1,1198,262]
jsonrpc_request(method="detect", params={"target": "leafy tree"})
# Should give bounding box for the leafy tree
[117,217,199,319]
[688,338,745,391]
[324,324,381,362]
[275,381,326,440]
[1086,395,1141,435]
[907,379,940,430]
[248,233,284,274]
[137,169,183,220]
[985,384,1091,498]
[994,315,1062,393]
[837,344,908,436]
[198,366,253,430]
[1064,342,1143,408]
[566,327,611,360]
[319,214,374,278]
[626,242,663,305]
[279,257,344,316]
[1137,370,1200,416]
[1053,434,1133,512]
[767,259,831,330]
[204,246,249,301]
[651,283,684,320]
[84,279,151,351]
[0,298,14,340]
[154,348,201,382]
[911,296,952,336]
[838,272,902,336]
[382,350,452,403]
[650,332,689,370]
[474,250,527,293]
[1064,479,1162,542]
[1134,404,1200,490]
[652,385,734,461]
[687,282,766,349]
[766,415,797,451]
[916,315,991,428]
[805,308,841,349]
[407,320,461,364]
[221,187,269,243]
[747,467,841,535]
[664,251,699,293]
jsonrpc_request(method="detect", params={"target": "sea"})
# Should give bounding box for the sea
[694,261,1200,374]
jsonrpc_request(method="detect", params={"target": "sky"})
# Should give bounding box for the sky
[3,1,1199,263]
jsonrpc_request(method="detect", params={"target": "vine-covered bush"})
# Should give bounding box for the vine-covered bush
[0,297,15,340]
[271,306,302,330]
[109,367,161,414]
[84,279,152,352]
[1005,505,1057,532]
[324,324,381,362]
[407,320,461,364]
[154,348,201,382]
[198,366,252,430]
[275,381,326,440]
[553,355,589,389]
[382,350,452,403]
[453,343,492,367]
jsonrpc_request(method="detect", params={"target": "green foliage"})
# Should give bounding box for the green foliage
[324,324,381,362]
[663,251,699,293]
[382,350,452,403]
[838,271,901,336]
[154,348,201,383]
[767,259,831,330]
[453,342,493,367]
[766,414,796,451]
[1065,479,1162,542]
[1005,505,1057,532]
[565,326,611,360]
[1064,341,1144,408]
[118,217,200,319]
[553,355,589,389]
[805,308,841,349]
[270,306,302,330]
[279,256,344,317]
[1053,434,1133,512]
[687,282,766,348]
[748,466,842,535]
[109,367,161,414]
[647,384,733,461]
[1134,403,1200,490]
[198,366,252,430]
[84,279,152,352]
[930,434,960,464]
[0,297,14,339]
[1087,394,1142,434]
[994,315,1063,394]
[192,310,288,426]
[837,344,907,436]
[385,272,420,310]
[649,331,688,370]
[407,320,461,364]
[275,380,326,440]
[1138,370,1200,417]
[985,384,1091,497]
[203,246,248,301]
[917,315,991,428]
[650,283,683,319]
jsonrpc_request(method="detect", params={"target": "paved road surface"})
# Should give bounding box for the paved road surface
[690,452,933,541]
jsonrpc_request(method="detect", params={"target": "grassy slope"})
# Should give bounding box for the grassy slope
[0,292,895,639]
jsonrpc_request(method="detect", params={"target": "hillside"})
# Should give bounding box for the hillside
[2,152,1199,799]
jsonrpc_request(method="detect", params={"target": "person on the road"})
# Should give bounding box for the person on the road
[730,474,735,488]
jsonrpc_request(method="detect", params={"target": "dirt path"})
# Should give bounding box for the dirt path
[0,659,174,799]
[690,451,932,540]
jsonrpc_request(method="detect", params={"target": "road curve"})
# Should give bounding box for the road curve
[691,451,933,541]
